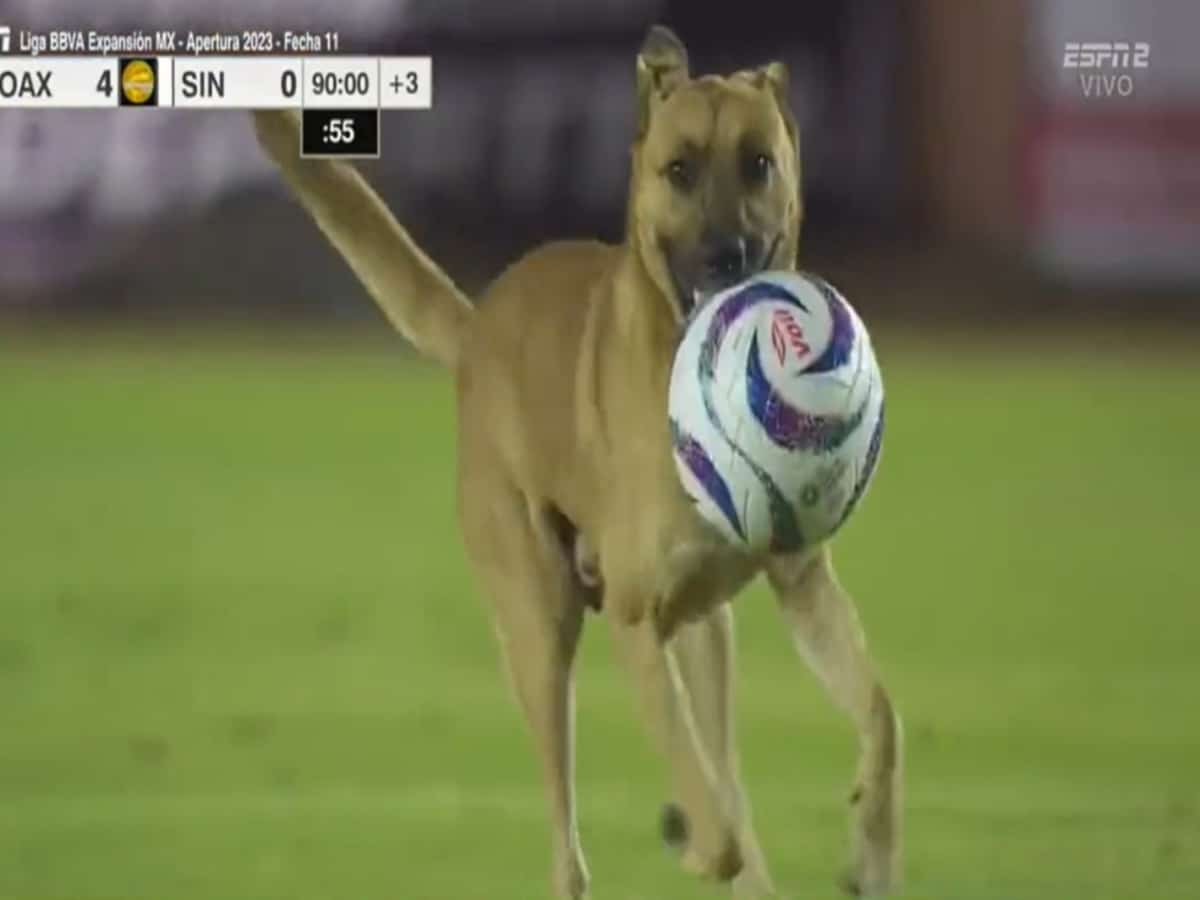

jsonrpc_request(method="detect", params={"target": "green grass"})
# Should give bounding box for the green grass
[1,327,1198,899]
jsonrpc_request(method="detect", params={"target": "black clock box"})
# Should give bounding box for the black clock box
[300,108,380,159]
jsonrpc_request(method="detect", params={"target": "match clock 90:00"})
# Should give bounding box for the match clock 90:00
[309,69,373,98]
[300,108,380,159]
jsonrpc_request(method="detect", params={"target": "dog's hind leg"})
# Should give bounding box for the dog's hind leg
[766,544,902,897]
[670,604,776,897]
[461,486,590,899]
[607,600,742,883]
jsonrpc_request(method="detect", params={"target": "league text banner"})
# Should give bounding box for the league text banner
[300,56,379,109]
[172,57,303,109]
[379,57,432,109]
[0,57,118,108]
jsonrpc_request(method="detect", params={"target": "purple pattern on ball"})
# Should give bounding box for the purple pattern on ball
[803,274,856,374]
[695,279,810,550]
[670,418,745,540]
[838,400,885,528]
[746,333,869,452]
[698,280,804,380]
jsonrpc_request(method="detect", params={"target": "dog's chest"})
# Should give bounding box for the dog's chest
[603,468,758,634]
[586,300,758,632]
[654,513,758,631]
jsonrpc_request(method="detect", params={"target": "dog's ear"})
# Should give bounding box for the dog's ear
[637,25,689,136]
[760,60,789,97]
[759,60,803,262]
[758,60,800,163]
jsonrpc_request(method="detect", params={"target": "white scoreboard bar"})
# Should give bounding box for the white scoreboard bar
[0,55,433,109]
[172,57,300,108]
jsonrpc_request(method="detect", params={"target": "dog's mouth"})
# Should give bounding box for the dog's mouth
[673,280,713,320]
[669,233,782,320]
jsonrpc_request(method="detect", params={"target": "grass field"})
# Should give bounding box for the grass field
[1,327,1198,900]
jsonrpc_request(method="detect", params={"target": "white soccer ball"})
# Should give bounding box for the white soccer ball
[668,271,885,555]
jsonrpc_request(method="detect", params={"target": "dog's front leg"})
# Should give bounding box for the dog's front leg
[766,544,902,897]
[607,596,743,883]
[671,605,776,897]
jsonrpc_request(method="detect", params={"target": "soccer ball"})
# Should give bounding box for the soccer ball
[668,271,885,555]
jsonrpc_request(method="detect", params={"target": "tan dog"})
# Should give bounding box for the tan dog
[252,25,901,899]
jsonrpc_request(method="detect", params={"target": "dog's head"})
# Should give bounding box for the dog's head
[628,26,803,322]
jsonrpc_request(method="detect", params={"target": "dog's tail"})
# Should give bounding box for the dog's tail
[251,110,472,369]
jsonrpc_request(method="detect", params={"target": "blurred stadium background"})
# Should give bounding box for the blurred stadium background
[2,1,1198,898]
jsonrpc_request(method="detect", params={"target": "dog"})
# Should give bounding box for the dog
[251,25,902,899]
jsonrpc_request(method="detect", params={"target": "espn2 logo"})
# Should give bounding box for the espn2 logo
[0,27,11,54]
[1062,41,1150,69]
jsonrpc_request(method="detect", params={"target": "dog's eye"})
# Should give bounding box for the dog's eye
[665,159,694,191]
[745,152,773,185]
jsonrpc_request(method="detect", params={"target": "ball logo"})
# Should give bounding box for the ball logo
[770,308,810,366]
[121,59,156,105]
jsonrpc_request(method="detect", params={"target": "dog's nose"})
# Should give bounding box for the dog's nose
[705,236,764,284]
[706,238,748,281]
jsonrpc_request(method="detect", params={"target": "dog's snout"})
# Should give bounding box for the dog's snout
[704,236,763,284]
[706,238,747,281]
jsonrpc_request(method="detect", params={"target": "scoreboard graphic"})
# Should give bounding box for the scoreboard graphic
[0,29,432,159]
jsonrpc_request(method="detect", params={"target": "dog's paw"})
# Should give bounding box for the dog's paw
[732,868,779,899]
[661,802,743,882]
[838,862,894,898]
[660,801,690,849]
[839,827,898,897]
[842,777,900,896]
[552,849,590,899]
